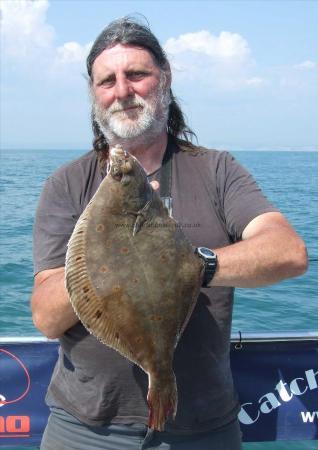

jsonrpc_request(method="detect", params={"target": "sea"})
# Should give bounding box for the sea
[0,148,317,450]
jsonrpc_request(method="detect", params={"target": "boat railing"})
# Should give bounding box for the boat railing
[1,330,317,344]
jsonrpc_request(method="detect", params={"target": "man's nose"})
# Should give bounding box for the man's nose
[114,78,133,100]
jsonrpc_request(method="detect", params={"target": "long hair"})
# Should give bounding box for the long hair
[87,16,196,157]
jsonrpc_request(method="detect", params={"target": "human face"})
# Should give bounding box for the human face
[91,44,170,140]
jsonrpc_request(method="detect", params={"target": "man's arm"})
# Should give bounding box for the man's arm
[209,212,308,288]
[31,267,79,339]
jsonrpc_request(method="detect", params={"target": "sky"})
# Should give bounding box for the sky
[1,0,317,151]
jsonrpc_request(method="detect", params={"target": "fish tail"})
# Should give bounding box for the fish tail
[147,374,177,431]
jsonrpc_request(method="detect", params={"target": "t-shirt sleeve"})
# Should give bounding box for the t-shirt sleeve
[217,152,279,242]
[33,175,80,275]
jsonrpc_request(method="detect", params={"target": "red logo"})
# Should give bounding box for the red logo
[0,348,31,438]
[0,348,31,406]
[0,415,30,437]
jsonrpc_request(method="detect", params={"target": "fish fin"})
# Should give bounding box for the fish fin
[147,374,177,431]
[65,205,137,364]
[132,199,152,236]
[133,215,145,236]
[67,271,137,364]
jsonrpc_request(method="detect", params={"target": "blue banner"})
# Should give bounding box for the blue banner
[0,338,317,446]
[232,339,318,442]
[0,341,58,447]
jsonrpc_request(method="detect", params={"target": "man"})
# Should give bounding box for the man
[31,17,308,450]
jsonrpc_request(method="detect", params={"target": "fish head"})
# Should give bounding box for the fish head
[108,145,152,208]
[108,145,134,181]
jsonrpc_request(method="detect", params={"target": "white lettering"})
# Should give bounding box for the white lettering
[290,377,308,396]
[301,411,318,423]
[305,369,318,390]
[259,393,281,414]
[238,403,260,424]
[238,368,318,426]
[275,380,293,402]
[0,395,6,408]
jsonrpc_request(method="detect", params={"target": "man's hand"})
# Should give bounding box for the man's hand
[209,212,308,288]
[150,180,160,191]
[31,267,78,339]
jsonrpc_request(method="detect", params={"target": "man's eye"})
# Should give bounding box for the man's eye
[101,79,115,87]
[97,76,115,87]
[128,72,148,80]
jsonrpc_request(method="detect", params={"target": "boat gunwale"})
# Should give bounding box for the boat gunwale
[0,331,317,344]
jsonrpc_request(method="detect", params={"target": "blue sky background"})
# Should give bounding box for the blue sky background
[1,0,317,151]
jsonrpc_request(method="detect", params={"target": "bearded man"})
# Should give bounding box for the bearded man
[31,17,308,450]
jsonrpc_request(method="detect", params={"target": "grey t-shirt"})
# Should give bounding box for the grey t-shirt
[33,138,278,433]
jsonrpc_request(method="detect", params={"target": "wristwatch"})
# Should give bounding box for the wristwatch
[195,247,218,287]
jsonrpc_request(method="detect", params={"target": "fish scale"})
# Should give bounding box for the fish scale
[65,145,204,431]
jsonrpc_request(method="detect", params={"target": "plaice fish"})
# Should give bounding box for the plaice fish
[65,145,204,431]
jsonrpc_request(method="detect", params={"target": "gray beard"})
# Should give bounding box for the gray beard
[91,80,170,151]
[96,117,166,151]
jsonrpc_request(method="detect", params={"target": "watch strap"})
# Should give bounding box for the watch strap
[202,259,217,287]
[195,247,218,287]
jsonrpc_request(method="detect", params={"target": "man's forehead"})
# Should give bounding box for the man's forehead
[92,44,157,75]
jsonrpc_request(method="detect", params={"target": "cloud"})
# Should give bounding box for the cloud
[165,30,250,62]
[245,77,266,87]
[56,41,93,64]
[164,31,316,95]
[164,30,265,91]
[278,60,317,91]
[0,0,54,59]
[0,0,91,74]
[294,60,317,70]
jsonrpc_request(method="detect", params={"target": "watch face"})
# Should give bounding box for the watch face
[199,247,215,257]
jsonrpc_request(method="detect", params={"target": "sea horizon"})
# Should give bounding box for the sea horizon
[1,146,318,153]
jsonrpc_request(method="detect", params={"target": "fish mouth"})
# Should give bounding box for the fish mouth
[109,146,133,181]
[112,171,123,182]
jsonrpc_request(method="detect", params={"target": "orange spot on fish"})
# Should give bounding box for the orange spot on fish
[112,285,121,293]
[96,224,105,232]
[150,315,163,322]
[100,265,109,273]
